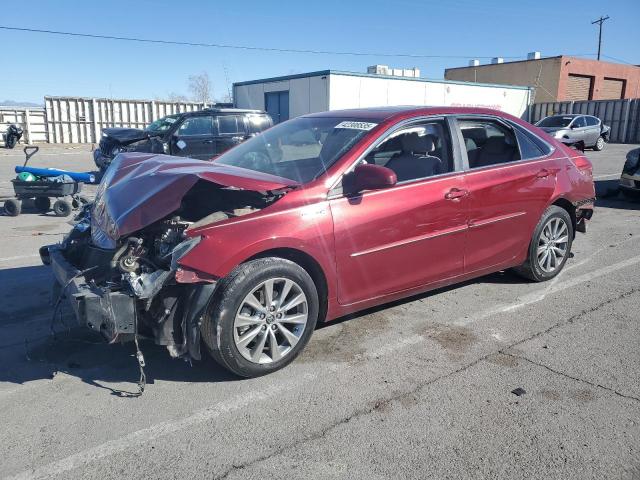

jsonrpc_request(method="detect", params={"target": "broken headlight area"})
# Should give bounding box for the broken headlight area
[42,182,282,361]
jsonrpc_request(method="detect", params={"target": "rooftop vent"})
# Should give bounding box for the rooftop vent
[491,57,504,64]
[527,51,541,60]
[367,65,420,78]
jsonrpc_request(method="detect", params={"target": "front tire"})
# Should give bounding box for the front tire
[513,206,573,282]
[593,136,605,151]
[201,257,319,378]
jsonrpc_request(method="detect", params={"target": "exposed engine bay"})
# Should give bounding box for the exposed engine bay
[42,175,284,361]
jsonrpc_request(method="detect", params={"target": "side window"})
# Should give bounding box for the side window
[217,115,245,135]
[513,128,545,159]
[572,116,587,128]
[459,119,521,168]
[586,116,599,126]
[364,120,453,183]
[177,116,213,136]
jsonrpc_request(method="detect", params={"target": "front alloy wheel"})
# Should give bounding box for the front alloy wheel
[233,278,308,364]
[201,257,319,378]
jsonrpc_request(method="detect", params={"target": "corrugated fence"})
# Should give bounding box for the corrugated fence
[1,96,206,145]
[45,96,206,144]
[4,95,640,145]
[0,106,47,143]
[528,98,640,144]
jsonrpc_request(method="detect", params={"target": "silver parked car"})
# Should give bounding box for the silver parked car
[620,148,640,200]
[536,114,610,151]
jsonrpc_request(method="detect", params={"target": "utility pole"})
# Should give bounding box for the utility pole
[591,15,610,61]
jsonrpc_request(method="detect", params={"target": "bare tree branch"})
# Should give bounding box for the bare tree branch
[188,72,212,106]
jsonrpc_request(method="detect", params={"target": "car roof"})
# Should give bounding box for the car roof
[181,108,268,116]
[302,106,520,122]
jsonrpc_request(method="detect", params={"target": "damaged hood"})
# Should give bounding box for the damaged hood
[92,153,298,242]
[102,127,162,145]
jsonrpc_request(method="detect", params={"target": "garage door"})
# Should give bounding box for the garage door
[601,78,625,99]
[565,74,593,101]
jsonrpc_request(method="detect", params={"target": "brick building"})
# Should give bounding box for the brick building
[445,55,640,103]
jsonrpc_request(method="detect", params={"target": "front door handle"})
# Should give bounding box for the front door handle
[445,188,468,200]
[536,168,552,178]
[203,139,215,144]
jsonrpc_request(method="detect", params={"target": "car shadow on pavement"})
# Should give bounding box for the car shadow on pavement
[0,266,241,396]
[595,180,640,211]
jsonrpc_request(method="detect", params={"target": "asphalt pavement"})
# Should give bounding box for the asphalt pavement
[0,143,638,479]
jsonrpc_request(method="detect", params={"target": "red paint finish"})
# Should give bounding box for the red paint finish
[177,107,595,323]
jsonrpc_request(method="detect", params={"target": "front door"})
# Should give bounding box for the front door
[331,118,468,305]
[172,115,215,160]
[456,116,557,274]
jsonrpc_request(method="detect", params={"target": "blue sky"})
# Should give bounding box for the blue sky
[1,0,638,104]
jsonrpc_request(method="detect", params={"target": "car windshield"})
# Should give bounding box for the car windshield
[146,115,179,132]
[537,116,574,128]
[215,117,376,183]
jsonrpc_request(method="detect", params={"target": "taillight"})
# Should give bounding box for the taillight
[571,155,592,173]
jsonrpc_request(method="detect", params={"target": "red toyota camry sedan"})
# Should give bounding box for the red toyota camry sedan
[42,107,595,378]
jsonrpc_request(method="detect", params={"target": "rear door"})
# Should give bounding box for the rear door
[172,115,216,159]
[569,116,588,145]
[214,115,249,155]
[584,116,601,146]
[455,116,557,275]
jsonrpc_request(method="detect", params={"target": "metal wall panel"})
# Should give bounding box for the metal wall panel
[0,106,48,144]
[528,98,640,143]
[44,96,206,144]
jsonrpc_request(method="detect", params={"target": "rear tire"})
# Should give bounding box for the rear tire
[201,257,319,378]
[513,205,573,282]
[53,199,72,217]
[593,136,605,151]
[3,198,21,216]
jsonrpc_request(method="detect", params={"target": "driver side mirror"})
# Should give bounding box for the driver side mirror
[347,163,397,193]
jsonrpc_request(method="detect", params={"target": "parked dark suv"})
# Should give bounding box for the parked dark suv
[94,108,272,170]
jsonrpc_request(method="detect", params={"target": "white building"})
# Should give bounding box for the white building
[233,69,532,123]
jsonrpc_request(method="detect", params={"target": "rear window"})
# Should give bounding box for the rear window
[537,116,573,128]
[217,115,245,135]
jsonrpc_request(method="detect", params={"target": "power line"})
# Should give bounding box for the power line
[0,25,526,60]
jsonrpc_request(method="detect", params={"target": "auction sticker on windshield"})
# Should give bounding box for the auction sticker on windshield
[335,121,378,130]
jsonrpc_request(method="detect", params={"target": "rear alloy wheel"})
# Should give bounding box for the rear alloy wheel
[201,257,318,377]
[513,205,573,282]
[594,136,605,151]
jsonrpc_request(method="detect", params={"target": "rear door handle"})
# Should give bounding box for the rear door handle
[536,168,550,178]
[203,139,214,144]
[445,188,468,200]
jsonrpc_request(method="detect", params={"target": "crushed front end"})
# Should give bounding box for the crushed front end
[40,208,214,360]
[40,153,293,361]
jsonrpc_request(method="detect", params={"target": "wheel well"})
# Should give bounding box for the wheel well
[552,198,576,237]
[247,248,329,323]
